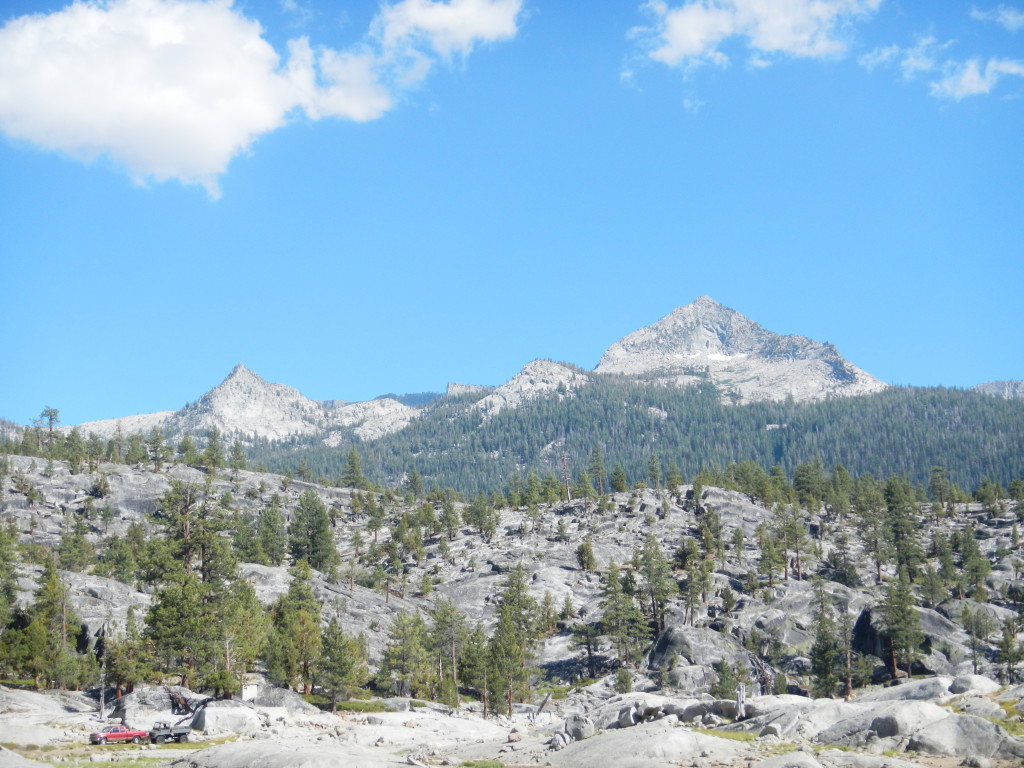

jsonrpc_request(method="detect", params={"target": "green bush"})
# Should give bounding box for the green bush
[614,668,632,694]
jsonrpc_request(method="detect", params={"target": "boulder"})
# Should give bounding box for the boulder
[813,701,949,749]
[193,700,263,736]
[742,695,813,720]
[649,626,752,673]
[564,712,595,741]
[545,718,748,768]
[755,752,823,768]
[666,663,717,691]
[815,749,924,768]
[0,745,48,767]
[956,697,1005,719]
[907,714,1024,759]
[251,685,321,714]
[950,675,1001,695]
[109,685,205,730]
[857,677,953,703]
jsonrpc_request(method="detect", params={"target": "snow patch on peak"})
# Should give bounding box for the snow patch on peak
[595,297,886,403]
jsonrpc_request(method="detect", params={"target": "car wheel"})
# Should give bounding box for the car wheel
[154,735,165,744]
[177,734,189,743]
[98,737,106,745]
[132,736,141,744]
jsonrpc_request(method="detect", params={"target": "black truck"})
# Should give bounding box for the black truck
[148,722,191,744]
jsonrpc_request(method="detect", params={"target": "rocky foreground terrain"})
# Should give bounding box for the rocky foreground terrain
[5,671,1024,768]
[2,454,1024,767]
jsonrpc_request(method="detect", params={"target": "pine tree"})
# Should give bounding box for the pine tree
[201,427,225,473]
[880,573,923,678]
[289,490,339,576]
[710,660,737,699]
[774,503,808,581]
[258,495,288,566]
[589,445,606,497]
[487,565,538,715]
[318,617,369,711]
[342,447,365,488]
[58,516,95,571]
[106,607,147,697]
[0,523,18,631]
[228,440,247,479]
[576,538,596,571]
[440,497,461,540]
[377,610,431,697]
[647,456,662,489]
[429,598,469,709]
[633,533,676,633]
[569,622,602,678]
[917,565,947,609]
[997,618,1022,683]
[809,579,840,697]
[854,473,889,583]
[599,561,650,665]
[266,561,322,694]
[610,464,628,493]
[26,559,82,689]
[145,428,166,472]
[962,606,995,675]
[884,475,924,578]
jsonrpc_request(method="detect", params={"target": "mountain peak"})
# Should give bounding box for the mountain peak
[222,363,260,384]
[689,294,720,308]
[595,299,886,403]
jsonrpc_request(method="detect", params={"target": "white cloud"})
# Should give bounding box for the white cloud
[858,43,899,70]
[0,0,521,196]
[931,57,1024,98]
[638,0,882,69]
[376,0,521,59]
[894,35,950,79]
[859,33,1023,100]
[970,4,1024,32]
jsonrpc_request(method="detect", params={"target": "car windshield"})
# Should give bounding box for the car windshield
[102,727,117,733]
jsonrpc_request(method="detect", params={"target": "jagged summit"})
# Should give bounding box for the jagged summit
[174,364,330,440]
[65,300,893,442]
[73,365,416,443]
[477,359,589,416]
[595,296,887,403]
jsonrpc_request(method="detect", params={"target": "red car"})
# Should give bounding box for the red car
[89,725,148,744]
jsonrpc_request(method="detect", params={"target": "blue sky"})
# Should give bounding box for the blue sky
[1,0,1022,426]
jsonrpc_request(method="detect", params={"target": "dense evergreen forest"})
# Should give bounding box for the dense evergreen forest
[246,382,1024,495]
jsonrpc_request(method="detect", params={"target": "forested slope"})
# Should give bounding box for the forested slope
[250,382,1024,494]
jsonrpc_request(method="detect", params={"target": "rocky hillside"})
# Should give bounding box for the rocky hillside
[595,296,887,403]
[476,359,590,417]
[4,453,1023,684]
[975,380,1024,400]
[5,453,1024,768]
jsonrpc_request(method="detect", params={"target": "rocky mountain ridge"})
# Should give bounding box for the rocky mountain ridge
[974,380,1024,400]
[73,364,417,443]
[596,296,887,403]
[60,298,893,445]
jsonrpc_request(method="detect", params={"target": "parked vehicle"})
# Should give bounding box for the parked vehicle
[148,722,191,744]
[89,725,148,744]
